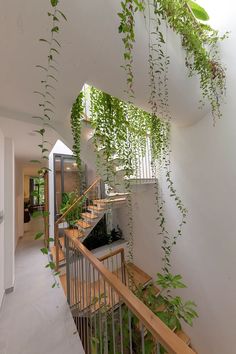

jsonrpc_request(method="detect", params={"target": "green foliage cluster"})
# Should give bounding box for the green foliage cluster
[134,273,198,353]
[60,192,86,228]
[118,0,227,122]
[70,92,84,170]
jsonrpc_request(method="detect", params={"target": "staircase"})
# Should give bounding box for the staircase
[60,235,196,354]
[51,177,128,268]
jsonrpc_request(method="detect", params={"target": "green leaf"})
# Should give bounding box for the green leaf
[50,0,58,7]
[40,247,48,255]
[57,10,67,21]
[188,1,209,21]
[33,91,45,97]
[35,232,44,240]
[39,38,50,44]
[34,128,45,136]
[46,261,56,270]
[51,26,59,33]
[35,65,48,71]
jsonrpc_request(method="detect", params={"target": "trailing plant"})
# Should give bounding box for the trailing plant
[70,92,84,171]
[118,0,227,122]
[59,192,86,228]
[32,0,67,286]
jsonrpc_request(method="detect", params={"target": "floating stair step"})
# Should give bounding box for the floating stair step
[81,212,98,220]
[93,197,127,205]
[77,220,92,229]
[88,205,105,212]
[60,274,120,314]
[124,263,152,289]
[175,330,191,346]
[50,245,65,263]
[64,228,85,239]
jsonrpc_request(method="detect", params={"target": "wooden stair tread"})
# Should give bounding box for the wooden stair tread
[88,205,105,212]
[125,262,152,289]
[175,330,191,346]
[77,220,92,229]
[81,212,98,220]
[50,245,65,263]
[64,228,85,239]
[60,274,120,313]
[93,197,127,204]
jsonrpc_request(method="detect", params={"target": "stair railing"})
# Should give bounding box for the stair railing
[64,232,196,354]
[54,177,101,269]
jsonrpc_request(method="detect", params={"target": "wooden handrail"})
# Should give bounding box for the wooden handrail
[55,177,100,225]
[98,247,125,262]
[67,233,195,354]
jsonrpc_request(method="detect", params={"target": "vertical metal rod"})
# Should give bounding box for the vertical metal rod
[81,254,86,351]
[111,288,116,354]
[103,279,108,354]
[89,263,93,354]
[128,309,133,354]
[119,300,124,354]
[93,267,97,354]
[78,251,83,348]
[65,236,71,305]
[98,273,102,354]
[85,258,89,353]
[141,324,145,354]
[156,341,161,354]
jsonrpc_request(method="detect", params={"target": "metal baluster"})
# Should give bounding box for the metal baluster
[156,341,161,354]
[98,273,102,354]
[88,262,92,354]
[85,258,89,353]
[65,236,71,305]
[128,309,133,354]
[141,324,145,354]
[103,279,108,354]
[119,299,124,354]
[111,288,116,354]
[78,251,83,349]
[81,254,86,351]
[93,267,97,354]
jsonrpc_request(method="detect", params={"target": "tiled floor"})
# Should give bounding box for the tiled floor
[0,218,84,354]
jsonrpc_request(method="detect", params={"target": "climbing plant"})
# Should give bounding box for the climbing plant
[32,0,67,286]
[116,0,227,330]
[119,0,227,122]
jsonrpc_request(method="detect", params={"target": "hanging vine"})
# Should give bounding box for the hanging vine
[116,0,228,331]
[32,0,67,286]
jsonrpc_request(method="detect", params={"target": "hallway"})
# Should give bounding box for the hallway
[0,218,84,354]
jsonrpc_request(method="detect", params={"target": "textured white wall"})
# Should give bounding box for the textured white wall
[15,161,24,247]
[0,128,5,306]
[4,138,15,290]
[127,20,236,354]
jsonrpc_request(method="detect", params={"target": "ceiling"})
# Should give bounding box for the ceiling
[0,116,59,162]
[0,0,230,156]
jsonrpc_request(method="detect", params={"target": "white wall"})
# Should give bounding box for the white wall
[0,128,5,306]
[4,138,15,290]
[15,161,24,246]
[124,21,236,354]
